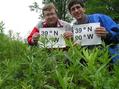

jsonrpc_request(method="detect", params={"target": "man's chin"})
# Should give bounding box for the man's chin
[49,23,55,25]
[47,22,57,26]
[77,16,82,20]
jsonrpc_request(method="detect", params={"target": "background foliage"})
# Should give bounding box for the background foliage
[1,21,119,89]
[29,0,119,22]
[0,0,119,89]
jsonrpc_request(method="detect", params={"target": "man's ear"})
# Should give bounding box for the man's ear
[83,8,86,13]
[69,10,73,16]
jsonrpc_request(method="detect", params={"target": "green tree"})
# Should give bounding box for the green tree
[29,2,41,13]
[29,0,73,22]
[42,0,87,21]
[107,0,119,22]
[43,0,72,21]
[85,0,119,22]
[29,0,119,22]
[0,21,5,34]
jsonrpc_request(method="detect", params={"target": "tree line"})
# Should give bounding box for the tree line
[29,0,119,22]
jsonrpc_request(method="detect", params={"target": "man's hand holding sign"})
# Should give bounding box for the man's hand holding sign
[95,26,108,39]
[73,23,108,46]
[32,32,40,43]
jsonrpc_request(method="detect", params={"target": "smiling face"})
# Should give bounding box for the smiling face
[43,8,58,26]
[70,4,85,21]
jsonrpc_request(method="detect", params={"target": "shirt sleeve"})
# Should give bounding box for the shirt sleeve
[27,27,39,46]
[100,14,119,43]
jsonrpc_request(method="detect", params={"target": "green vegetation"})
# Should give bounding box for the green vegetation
[1,22,119,89]
[29,0,119,22]
[85,0,119,22]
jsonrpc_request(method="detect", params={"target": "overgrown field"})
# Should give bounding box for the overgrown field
[0,22,119,89]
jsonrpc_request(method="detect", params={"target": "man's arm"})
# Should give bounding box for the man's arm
[100,14,119,43]
[27,27,39,46]
[63,22,73,39]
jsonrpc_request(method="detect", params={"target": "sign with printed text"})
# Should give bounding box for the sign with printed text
[73,23,102,46]
[38,28,66,48]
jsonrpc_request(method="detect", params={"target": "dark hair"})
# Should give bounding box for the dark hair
[68,0,85,12]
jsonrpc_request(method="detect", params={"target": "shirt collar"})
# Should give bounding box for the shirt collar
[74,15,89,25]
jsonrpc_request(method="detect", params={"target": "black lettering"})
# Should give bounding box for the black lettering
[75,28,78,33]
[45,31,48,35]
[54,31,58,36]
[75,28,82,33]
[87,34,93,39]
[53,38,59,42]
[83,27,86,30]
[87,27,92,32]
[41,31,48,36]
[75,35,82,40]
[41,31,44,35]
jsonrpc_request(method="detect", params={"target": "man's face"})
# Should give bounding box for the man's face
[43,9,58,25]
[70,4,85,20]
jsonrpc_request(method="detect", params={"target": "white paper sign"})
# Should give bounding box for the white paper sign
[73,23,102,46]
[38,28,66,48]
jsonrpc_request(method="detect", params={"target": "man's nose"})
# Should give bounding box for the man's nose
[74,8,79,12]
[48,14,54,18]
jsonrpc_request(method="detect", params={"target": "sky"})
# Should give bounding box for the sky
[0,0,43,40]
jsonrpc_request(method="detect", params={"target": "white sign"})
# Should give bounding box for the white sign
[38,28,66,48]
[73,23,102,46]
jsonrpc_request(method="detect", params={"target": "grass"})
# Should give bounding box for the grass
[0,23,119,89]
